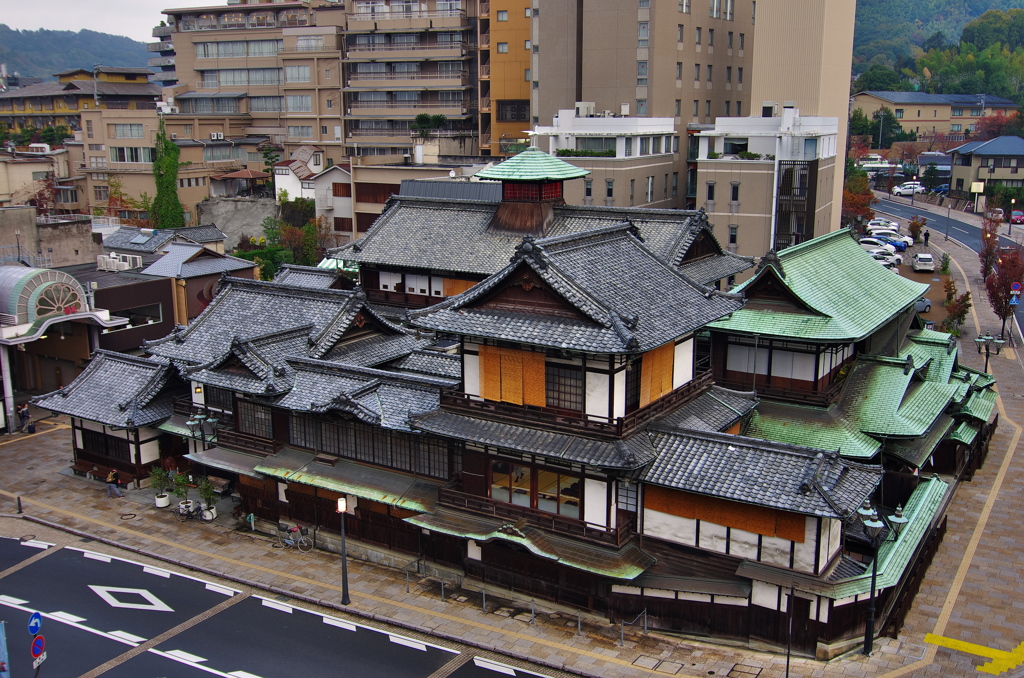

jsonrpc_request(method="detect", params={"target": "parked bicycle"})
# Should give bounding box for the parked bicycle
[275,523,313,552]
[177,502,213,523]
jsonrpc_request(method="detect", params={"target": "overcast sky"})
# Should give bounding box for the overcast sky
[6,0,201,44]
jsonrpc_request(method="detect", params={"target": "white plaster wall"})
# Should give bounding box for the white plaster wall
[74,427,83,448]
[816,597,830,623]
[715,595,749,607]
[698,521,729,553]
[727,344,769,374]
[585,368,609,419]
[751,580,779,610]
[467,540,482,561]
[139,439,160,464]
[79,419,105,432]
[405,274,429,295]
[817,517,842,572]
[191,381,206,407]
[760,535,791,568]
[678,592,711,603]
[463,344,480,397]
[673,338,694,388]
[612,585,641,595]
[612,367,626,419]
[792,516,818,573]
[584,478,607,527]
[793,352,815,381]
[642,508,697,546]
[645,588,676,599]
[277,482,288,502]
[729,527,759,559]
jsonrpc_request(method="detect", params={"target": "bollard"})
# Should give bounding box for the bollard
[619,620,625,647]
[16,496,22,514]
[643,609,648,634]
[406,568,410,594]
[531,599,535,624]
[577,609,582,636]
[482,588,487,612]
[440,580,446,602]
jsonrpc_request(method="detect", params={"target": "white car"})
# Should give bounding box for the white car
[867,248,903,266]
[892,183,927,197]
[859,237,896,254]
[867,229,914,246]
[867,218,899,231]
[912,252,935,272]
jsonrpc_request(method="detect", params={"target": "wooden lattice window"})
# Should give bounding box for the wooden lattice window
[545,364,584,412]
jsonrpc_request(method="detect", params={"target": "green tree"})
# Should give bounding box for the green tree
[922,163,941,190]
[39,125,71,146]
[922,31,949,52]
[300,220,319,266]
[261,144,281,173]
[260,215,285,245]
[853,64,911,92]
[152,117,184,229]
[849,109,874,137]
[410,113,448,139]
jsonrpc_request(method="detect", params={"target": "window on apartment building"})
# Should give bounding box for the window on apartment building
[726,66,732,82]
[250,96,283,112]
[673,136,680,152]
[710,0,721,18]
[31,171,51,181]
[248,151,260,162]
[694,63,701,80]
[740,33,745,49]
[693,100,700,115]
[676,62,683,79]
[112,124,144,139]
[706,182,715,201]
[86,120,93,139]
[970,108,982,116]
[678,24,684,42]
[496,9,508,20]
[285,65,310,83]
[645,176,654,203]
[524,68,531,81]
[672,172,679,196]
[731,182,740,201]
[437,0,462,11]
[497,100,530,122]
[325,69,331,79]
[606,179,614,198]
[295,36,324,51]
[952,108,963,116]
[637,61,648,86]
[680,0,691,13]
[640,137,650,154]
[56,188,78,204]
[638,22,649,47]
[321,126,328,135]
[752,1,756,23]
[695,27,701,44]
[584,179,592,198]
[88,144,104,151]
[637,99,648,115]
[735,101,741,116]
[525,7,532,16]
[725,101,731,115]
[524,40,531,49]
[286,95,312,112]
[639,0,650,7]
[326,99,333,109]
[630,179,635,206]
[729,225,737,245]
[675,99,681,116]
[625,137,633,156]
[725,0,734,20]
[287,126,313,138]
[93,185,109,202]
[708,29,714,46]
[707,65,713,81]
[737,67,743,83]
[894,109,904,119]
[497,42,509,53]
[204,146,241,161]
[724,137,748,154]
[951,124,962,132]
[109,147,156,163]
[728,31,733,48]
[652,137,662,153]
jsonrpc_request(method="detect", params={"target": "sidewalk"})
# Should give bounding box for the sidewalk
[1,224,1024,676]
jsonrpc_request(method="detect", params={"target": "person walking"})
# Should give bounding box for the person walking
[923,229,931,247]
[106,469,124,498]
[15,404,29,432]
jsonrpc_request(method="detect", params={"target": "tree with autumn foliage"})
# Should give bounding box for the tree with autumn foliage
[980,216,1001,279]
[986,246,1024,339]
[941,278,972,337]
[842,171,876,226]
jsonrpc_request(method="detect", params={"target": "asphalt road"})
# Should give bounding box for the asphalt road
[0,540,549,678]
[874,195,1021,253]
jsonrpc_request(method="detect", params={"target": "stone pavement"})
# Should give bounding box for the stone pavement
[2,206,1024,676]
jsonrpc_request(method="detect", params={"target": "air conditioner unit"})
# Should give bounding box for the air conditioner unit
[128,255,143,269]
[170,133,178,139]
[216,132,224,140]
[210,132,218,140]
[116,261,130,271]
[96,255,110,270]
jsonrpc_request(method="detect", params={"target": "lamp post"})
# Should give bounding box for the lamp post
[975,333,1005,373]
[945,196,952,241]
[185,412,218,451]
[910,174,918,208]
[336,496,351,605]
[859,501,910,655]
[1011,198,1016,237]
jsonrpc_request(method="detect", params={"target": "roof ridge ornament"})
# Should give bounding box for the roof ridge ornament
[755,249,785,278]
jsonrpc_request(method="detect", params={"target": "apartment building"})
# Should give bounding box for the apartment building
[851,92,1017,143]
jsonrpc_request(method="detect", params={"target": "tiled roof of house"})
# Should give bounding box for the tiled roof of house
[321,333,432,367]
[389,350,462,379]
[410,224,744,353]
[645,430,881,518]
[273,264,340,289]
[650,386,758,433]
[0,80,161,100]
[474,147,591,181]
[709,230,928,341]
[33,351,178,427]
[331,197,752,286]
[174,224,226,243]
[857,91,1017,107]
[950,135,1024,157]
[140,242,254,279]
[104,227,178,253]
[746,401,882,460]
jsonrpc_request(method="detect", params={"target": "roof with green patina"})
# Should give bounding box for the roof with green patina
[839,357,958,437]
[709,230,928,342]
[745,401,881,460]
[948,420,981,445]
[474,146,591,181]
[960,387,998,422]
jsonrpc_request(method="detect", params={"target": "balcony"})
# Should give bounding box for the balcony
[152,24,173,38]
[215,429,279,457]
[348,101,467,116]
[346,9,467,33]
[151,71,178,83]
[148,41,174,52]
[442,370,714,439]
[438,488,637,548]
[715,374,844,407]
[148,56,176,68]
[345,42,466,61]
[366,288,434,307]
[346,72,467,89]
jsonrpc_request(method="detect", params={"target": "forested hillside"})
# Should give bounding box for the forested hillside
[853,0,1024,73]
[0,25,149,80]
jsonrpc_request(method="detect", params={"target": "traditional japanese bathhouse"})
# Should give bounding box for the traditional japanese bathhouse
[332,147,751,307]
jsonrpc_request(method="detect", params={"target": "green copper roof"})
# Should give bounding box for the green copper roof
[746,402,881,460]
[960,387,997,422]
[839,357,958,437]
[710,230,928,341]
[887,415,954,467]
[475,146,591,181]
[947,420,981,445]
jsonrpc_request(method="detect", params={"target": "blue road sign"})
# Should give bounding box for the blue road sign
[27,611,42,635]
[1011,296,1019,306]
[30,634,44,659]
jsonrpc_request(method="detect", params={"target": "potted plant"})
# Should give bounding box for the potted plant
[198,477,218,521]
[149,466,171,508]
[171,472,193,514]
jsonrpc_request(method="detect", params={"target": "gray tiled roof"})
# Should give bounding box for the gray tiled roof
[858,91,1016,107]
[274,264,341,289]
[331,196,750,284]
[104,227,177,253]
[0,80,161,100]
[950,135,1024,157]
[677,251,753,286]
[651,386,758,433]
[185,325,313,395]
[645,430,880,518]
[409,224,744,353]
[322,333,432,367]
[32,351,177,427]
[390,350,462,379]
[174,224,226,243]
[409,409,656,470]
[140,243,254,278]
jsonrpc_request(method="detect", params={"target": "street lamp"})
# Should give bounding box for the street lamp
[910,174,918,208]
[975,333,1005,373]
[185,412,218,451]
[1011,198,1016,237]
[859,501,911,655]
[336,496,351,605]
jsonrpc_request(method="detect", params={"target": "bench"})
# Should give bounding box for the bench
[70,462,135,487]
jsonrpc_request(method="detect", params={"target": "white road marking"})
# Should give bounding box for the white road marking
[259,598,293,613]
[0,598,139,647]
[227,671,266,678]
[143,566,171,578]
[389,635,427,651]
[49,611,87,623]
[89,585,174,612]
[20,540,51,549]
[165,649,208,663]
[0,595,28,605]
[322,616,357,632]
[472,657,518,676]
[148,649,239,676]
[82,551,112,562]
[108,630,148,643]
[205,583,236,596]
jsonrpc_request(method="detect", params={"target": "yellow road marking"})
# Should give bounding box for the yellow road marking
[0,488,674,676]
[0,422,69,446]
[925,633,1024,674]
[1004,348,1017,361]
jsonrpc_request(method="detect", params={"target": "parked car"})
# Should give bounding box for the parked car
[912,252,935,272]
[1011,210,1024,225]
[989,208,1005,221]
[867,218,900,231]
[860,238,896,254]
[867,249,903,266]
[873,235,908,251]
[915,297,933,313]
[930,184,949,195]
[868,229,914,246]
[892,183,926,196]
